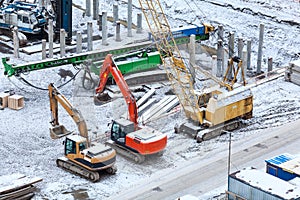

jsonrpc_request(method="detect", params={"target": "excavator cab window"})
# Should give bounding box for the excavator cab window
[65,138,76,155]
[111,122,125,144]
[78,142,86,151]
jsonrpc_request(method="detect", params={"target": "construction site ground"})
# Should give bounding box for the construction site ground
[0,0,300,199]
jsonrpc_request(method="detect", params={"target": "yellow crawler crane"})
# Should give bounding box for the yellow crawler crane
[48,83,117,182]
[138,0,253,141]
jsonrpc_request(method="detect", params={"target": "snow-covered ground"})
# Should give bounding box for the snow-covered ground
[0,0,300,199]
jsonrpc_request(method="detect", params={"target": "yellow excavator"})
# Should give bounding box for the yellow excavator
[48,83,117,182]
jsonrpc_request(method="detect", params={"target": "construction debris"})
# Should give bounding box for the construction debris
[0,173,42,200]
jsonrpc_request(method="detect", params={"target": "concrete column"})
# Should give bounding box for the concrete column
[93,0,99,20]
[257,23,265,74]
[239,49,247,82]
[127,0,132,37]
[87,22,93,51]
[137,13,142,34]
[228,32,234,58]
[211,55,217,77]
[42,39,46,59]
[226,58,232,80]
[218,25,224,41]
[98,14,102,31]
[246,39,251,70]
[189,34,196,83]
[116,21,121,42]
[238,37,243,58]
[113,4,118,26]
[268,57,273,73]
[13,27,19,58]
[48,19,53,58]
[86,0,91,17]
[60,29,66,57]
[102,11,108,45]
[223,47,228,77]
[76,31,82,53]
[217,39,223,77]
[228,32,235,79]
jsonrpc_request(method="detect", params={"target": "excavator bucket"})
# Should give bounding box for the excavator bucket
[50,125,72,139]
[94,92,112,106]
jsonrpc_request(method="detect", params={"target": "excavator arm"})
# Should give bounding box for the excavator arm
[48,83,89,142]
[95,54,138,125]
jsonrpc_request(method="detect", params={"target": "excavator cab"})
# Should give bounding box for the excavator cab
[111,120,127,144]
[64,135,87,156]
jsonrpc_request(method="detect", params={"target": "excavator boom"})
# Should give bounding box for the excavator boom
[48,83,89,141]
[48,83,117,181]
[94,54,167,163]
[95,54,138,125]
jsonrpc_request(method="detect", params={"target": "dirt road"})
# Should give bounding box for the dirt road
[111,119,300,200]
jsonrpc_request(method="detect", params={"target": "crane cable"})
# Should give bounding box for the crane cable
[182,0,207,24]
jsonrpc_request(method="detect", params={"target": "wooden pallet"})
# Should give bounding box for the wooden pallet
[0,173,42,200]
[0,93,10,109]
[8,95,24,110]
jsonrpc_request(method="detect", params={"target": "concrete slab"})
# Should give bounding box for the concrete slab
[139,95,176,123]
[124,70,168,86]
[136,88,156,107]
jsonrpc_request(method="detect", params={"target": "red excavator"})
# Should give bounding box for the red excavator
[94,54,167,163]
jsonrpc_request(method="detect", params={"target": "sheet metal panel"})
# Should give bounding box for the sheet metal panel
[228,168,300,200]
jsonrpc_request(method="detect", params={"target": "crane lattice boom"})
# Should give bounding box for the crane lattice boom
[138,0,203,123]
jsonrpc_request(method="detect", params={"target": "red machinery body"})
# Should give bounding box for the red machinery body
[95,54,167,157]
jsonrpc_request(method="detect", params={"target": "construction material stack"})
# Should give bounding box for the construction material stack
[285,59,300,86]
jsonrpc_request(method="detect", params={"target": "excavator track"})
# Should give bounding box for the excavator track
[56,157,117,182]
[106,140,145,164]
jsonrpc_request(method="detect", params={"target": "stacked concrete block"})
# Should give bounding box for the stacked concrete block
[285,60,300,86]
[8,95,24,110]
[0,92,10,109]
